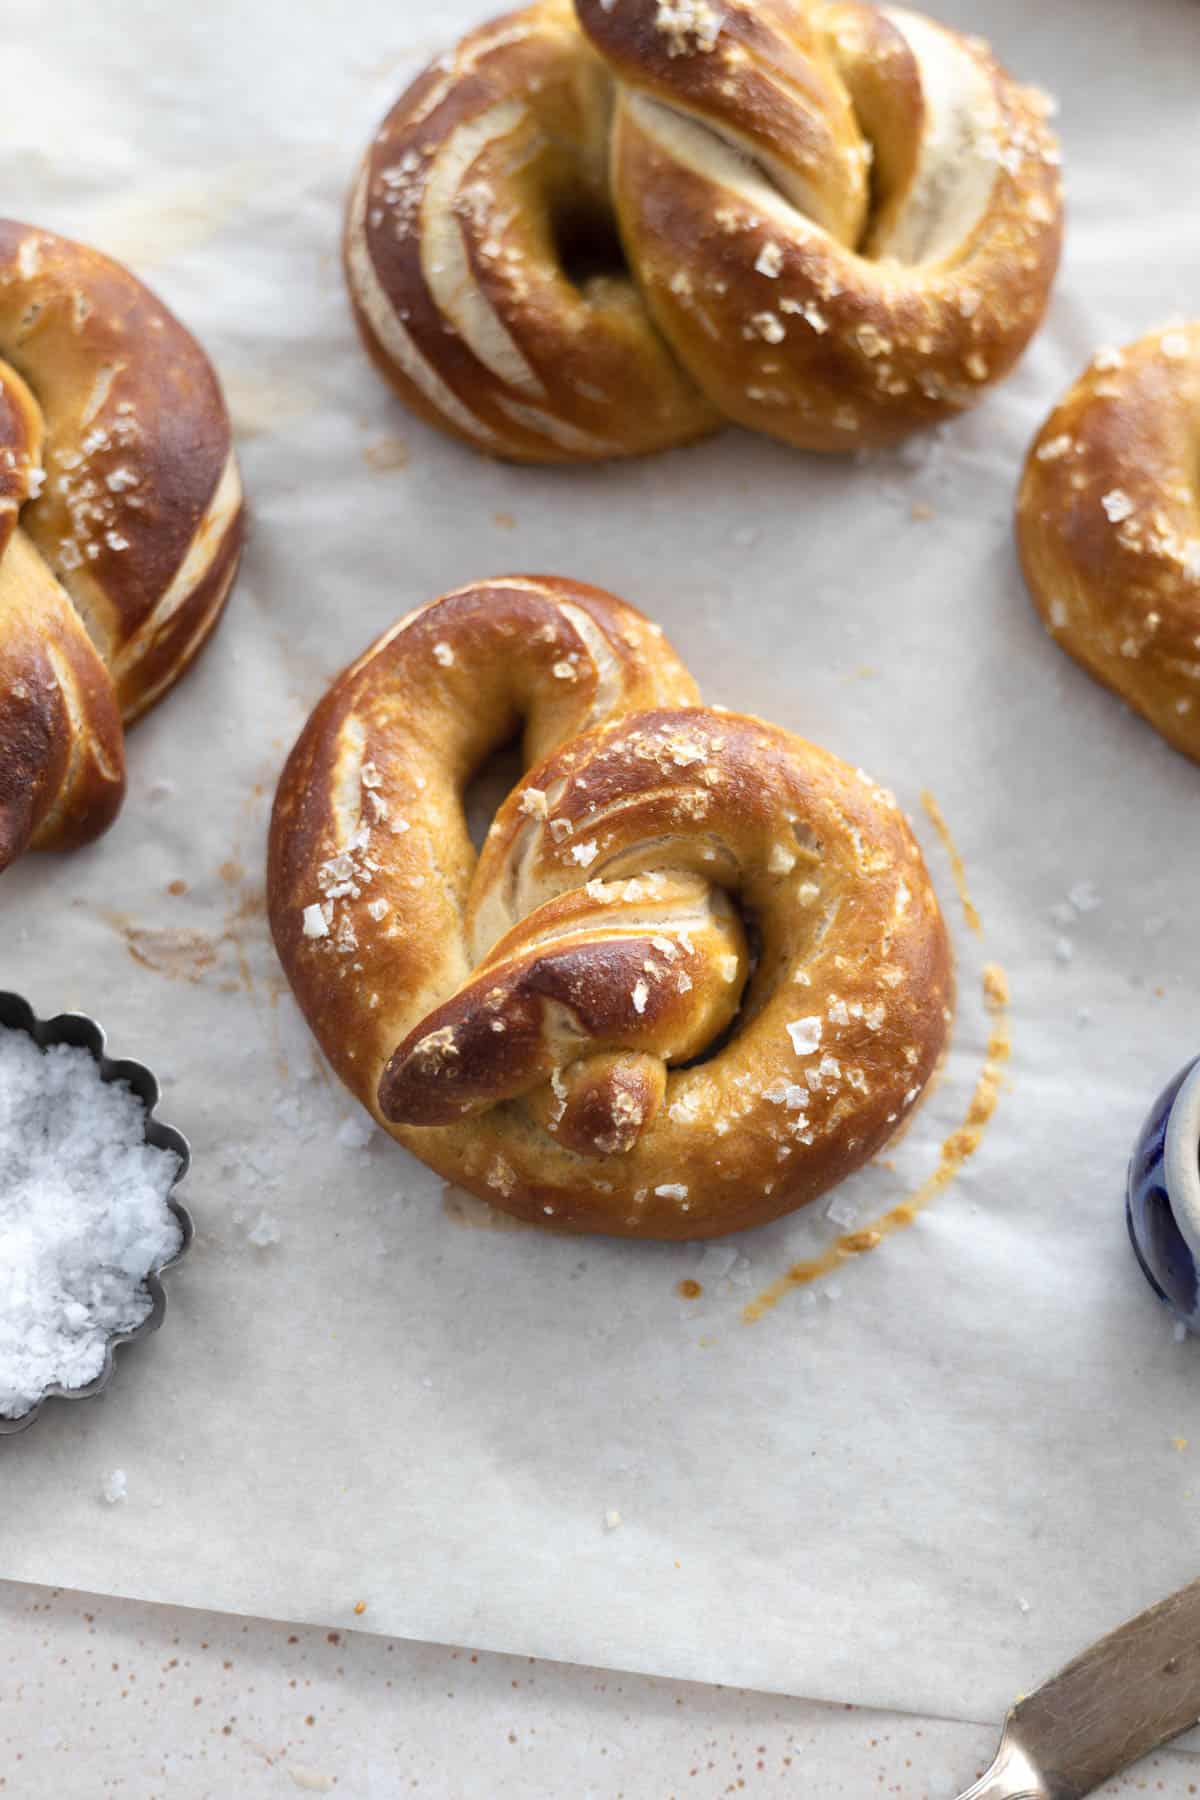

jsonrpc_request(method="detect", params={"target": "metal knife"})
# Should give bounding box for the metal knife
[956,1578,1200,1798]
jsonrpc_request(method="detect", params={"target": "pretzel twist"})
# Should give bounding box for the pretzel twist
[1017,325,1200,765]
[344,0,1061,462]
[0,221,243,873]
[268,576,952,1238]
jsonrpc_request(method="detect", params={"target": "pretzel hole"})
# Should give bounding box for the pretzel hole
[859,157,888,258]
[463,737,524,851]
[551,199,628,291]
[673,893,762,1072]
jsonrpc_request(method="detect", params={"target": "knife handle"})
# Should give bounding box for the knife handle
[954,1734,1047,1800]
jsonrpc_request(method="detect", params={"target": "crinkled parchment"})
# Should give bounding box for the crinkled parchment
[2,0,1199,1726]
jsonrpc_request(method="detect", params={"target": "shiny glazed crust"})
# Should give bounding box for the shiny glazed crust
[1017,325,1200,765]
[268,574,953,1239]
[344,0,1062,461]
[0,219,244,873]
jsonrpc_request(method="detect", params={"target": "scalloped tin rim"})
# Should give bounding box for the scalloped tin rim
[0,991,192,1437]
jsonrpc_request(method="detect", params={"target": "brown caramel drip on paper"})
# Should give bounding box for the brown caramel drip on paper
[743,963,1010,1324]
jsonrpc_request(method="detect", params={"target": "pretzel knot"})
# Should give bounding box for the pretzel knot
[344,0,1062,462]
[268,576,952,1239]
[0,221,243,874]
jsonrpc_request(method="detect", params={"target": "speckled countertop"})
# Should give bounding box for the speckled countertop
[2,1580,1198,1798]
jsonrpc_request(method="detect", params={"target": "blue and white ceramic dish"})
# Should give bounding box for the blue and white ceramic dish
[1127,1056,1200,1330]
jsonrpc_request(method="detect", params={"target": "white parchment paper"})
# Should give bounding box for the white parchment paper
[3,0,1199,1727]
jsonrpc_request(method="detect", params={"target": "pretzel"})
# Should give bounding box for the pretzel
[0,220,243,873]
[344,0,1062,463]
[1017,327,1200,766]
[268,576,952,1238]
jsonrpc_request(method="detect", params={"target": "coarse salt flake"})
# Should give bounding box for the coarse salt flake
[655,0,723,56]
[750,311,785,344]
[246,1212,282,1248]
[1101,489,1133,523]
[826,1194,859,1230]
[786,1017,822,1056]
[668,1092,701,1124]
[432,641,455,666]
[779,297,828,334]
[303,904,329,939]
[337,1111,376,1151]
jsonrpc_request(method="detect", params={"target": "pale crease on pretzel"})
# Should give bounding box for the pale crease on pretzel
[1017,324,1200,766]
[0,220,243,874]
[343,0,1062,461]
[268,575,953,1238]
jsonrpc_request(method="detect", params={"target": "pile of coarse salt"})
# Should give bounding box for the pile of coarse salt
[0,1027,182,1420]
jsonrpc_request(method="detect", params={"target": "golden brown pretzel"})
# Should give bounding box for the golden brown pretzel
[268,576,952,1238]
[0,220,243,873]
[1017,326,1200,766]
[344,0,1062,462]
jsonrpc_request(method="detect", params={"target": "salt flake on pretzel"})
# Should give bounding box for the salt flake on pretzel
[0,220,243,874]
[344,0,1062,461]
[268,576,952,1239]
